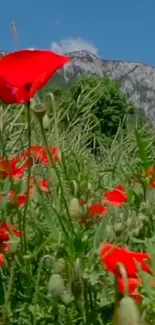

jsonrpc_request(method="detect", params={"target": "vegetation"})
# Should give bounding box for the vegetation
[44,76,135,142]
[0,73,155,325]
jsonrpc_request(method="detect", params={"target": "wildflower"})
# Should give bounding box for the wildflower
[37,178,50,192]
[8,190,28,206]
[0,49,71,104]
[0,222,22,257]
[103,185,127,207]
[99,243,152,278]
[0,156,28,180]
[88,202,108,218]
[20,145,60,165]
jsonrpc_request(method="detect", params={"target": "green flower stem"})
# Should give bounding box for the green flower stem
[3,261,15,322]
[22,103,32,253]
[33,255,55,325]
[39,118,75,234]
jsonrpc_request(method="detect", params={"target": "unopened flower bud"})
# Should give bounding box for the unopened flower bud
[114,222,123,235]
[42,114,50,130]
[68,198,83,221]
[47,274,65,297]
[117,296,141,325]
[61,291,72,305]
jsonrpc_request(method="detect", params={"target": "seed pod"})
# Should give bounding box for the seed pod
[68,198,83,221]
[47,274,65,297]
[42,114,50,130]
[31,103,46,120]
[117,296,141,325]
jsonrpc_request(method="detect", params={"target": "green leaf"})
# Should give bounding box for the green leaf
[73,237,85,253]
[135,129,150,169]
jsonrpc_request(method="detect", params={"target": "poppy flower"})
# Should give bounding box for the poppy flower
[10,225,22,237]
[0,222,22,256]
[88,202,108,218]
[8,190,28,206]
[38,178,50,192]
[99,243,152,278]
[117,277,142,304]
[0,49,71,104]
[103,185,127,207]
[20,145,60,166]
[0,156,27,180]
[0,223,10,243]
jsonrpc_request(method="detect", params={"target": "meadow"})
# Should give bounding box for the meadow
[0,49,155,325]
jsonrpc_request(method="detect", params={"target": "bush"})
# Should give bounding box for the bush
[70,76,134,137]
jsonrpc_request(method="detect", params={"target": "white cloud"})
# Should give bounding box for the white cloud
[51,38,99,55]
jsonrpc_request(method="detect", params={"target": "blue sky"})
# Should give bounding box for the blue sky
[1,0,155,66]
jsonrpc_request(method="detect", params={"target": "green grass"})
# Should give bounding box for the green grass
[0,95,155,325]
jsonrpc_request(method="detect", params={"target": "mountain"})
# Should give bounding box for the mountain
[1,49,155,119]
[55,50,155,120]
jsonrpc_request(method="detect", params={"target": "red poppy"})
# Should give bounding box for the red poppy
[8,190,28,206]
[10,225,22,237]
[38,178,50,192]
[0,49,71,104]
[0,223,10,243]
[0,222,22,256]
[117,277,142,304]
[103,185,127,207]
[0,156,27,180]
[20,145,60,165]
[2,243,9,253]
[99,243,152,278]
[88,202,108,218]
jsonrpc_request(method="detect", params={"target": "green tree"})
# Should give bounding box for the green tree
[70,75,134,137]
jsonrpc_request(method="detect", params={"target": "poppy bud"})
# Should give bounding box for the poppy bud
[47,274,65,297]
[71,258,83,297]
[117,296,141,325]
[105,225,115,238]
[42,114,50,130]
[31,103,46,120]
[68,198,83,221]
[61,291,72,305]
[114,222,123,235]
[74,258,83,279]
[71,278,83,297]
[70,180,78,197]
